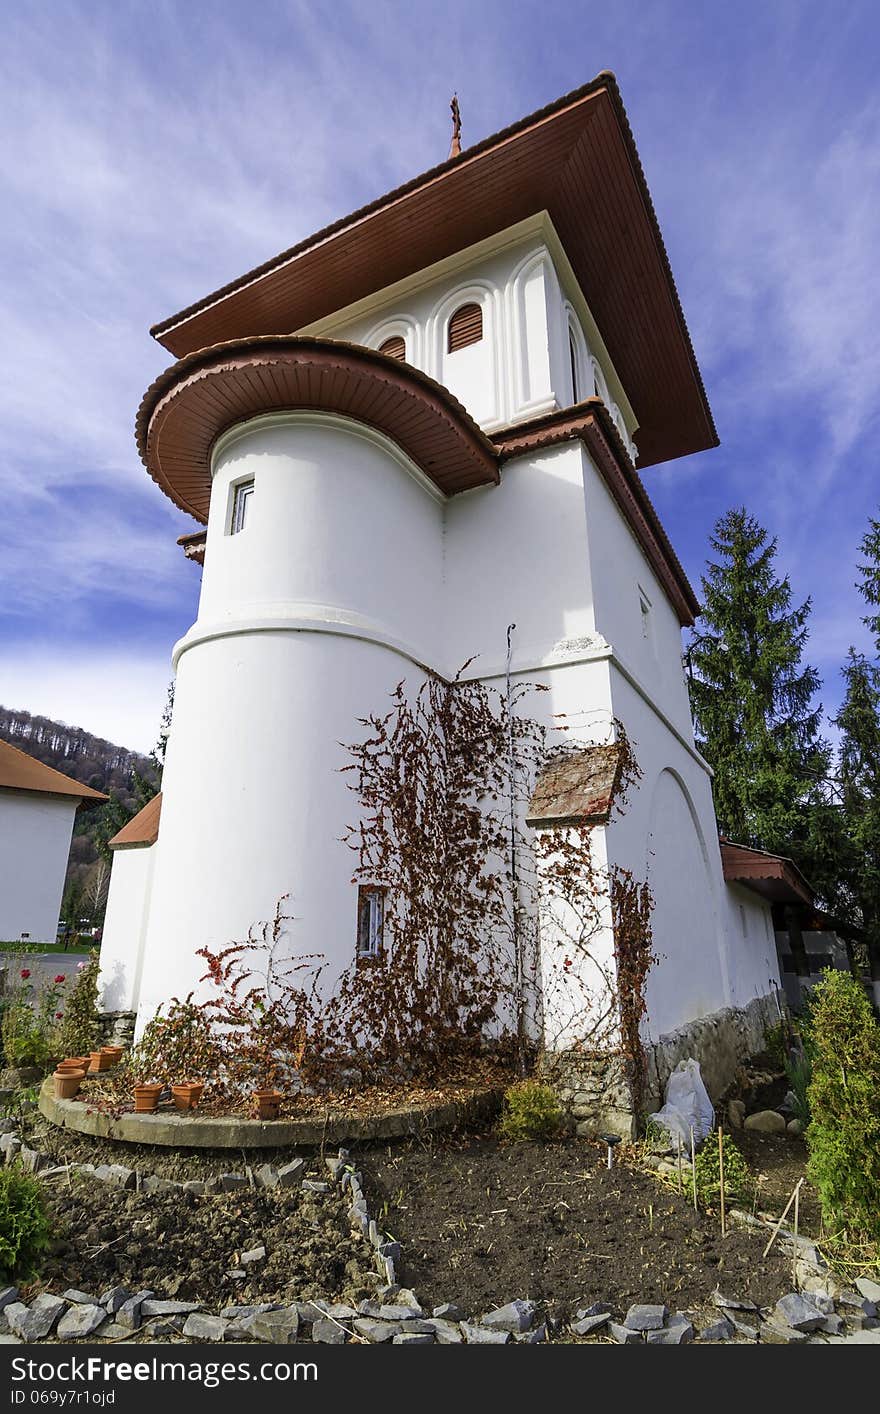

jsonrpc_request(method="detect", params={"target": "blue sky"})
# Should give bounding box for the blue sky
[1,0,878,751]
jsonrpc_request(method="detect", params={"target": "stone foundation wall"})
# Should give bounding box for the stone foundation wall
[540,1052,636,1140]
[543,991,783,1140]
[643,992,782,1113]
[97,1011,136,1048]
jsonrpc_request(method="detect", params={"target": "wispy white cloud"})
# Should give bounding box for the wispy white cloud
[0,645,173,754]
[1,0,877,736]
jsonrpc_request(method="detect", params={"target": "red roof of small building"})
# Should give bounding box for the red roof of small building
[0,738,107,803]
[109,792,162,849]
[720,839,814,908]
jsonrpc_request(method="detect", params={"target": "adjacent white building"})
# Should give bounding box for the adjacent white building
[100,73,790,1126]
[0,739,105,944]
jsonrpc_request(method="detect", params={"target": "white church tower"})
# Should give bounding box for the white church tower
[100,75,794,1131]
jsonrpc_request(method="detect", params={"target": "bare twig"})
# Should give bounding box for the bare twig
[762,1178,805,1259]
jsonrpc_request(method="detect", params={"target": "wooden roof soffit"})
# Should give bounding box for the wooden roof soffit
[137,336,499,523]
[149,73,717,471]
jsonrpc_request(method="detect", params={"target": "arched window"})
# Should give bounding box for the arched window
[568,331,580,403]
[378,335,406,361]
[447,302,483,353]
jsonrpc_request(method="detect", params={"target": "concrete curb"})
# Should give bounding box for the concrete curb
[38,1078,503,1148]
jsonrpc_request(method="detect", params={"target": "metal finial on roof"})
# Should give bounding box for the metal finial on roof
[448,93,462,158]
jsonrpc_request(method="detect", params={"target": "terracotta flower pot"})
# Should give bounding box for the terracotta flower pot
[100,1046,123,1066]
[171,1081,204,1112]
[57,1058,88,1073]
[253,1088,282,1120]
[87,1051,113,1074]
[133,1082,163,1113]
[53,1068,86,1099]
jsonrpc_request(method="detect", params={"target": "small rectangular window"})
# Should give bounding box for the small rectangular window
[230,479,254,534]
[357,885,386,958]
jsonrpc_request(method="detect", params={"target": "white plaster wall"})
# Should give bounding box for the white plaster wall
[602,665,727,1040]
[580,449,694,737]
[195,414,444,662]
[444,443,598,675]
[135,416,443,1033]
[0,791,78,943]
[307,226,636,453]
[723,883,781,1010]
[444,442,694,739]
[600,667,782,1039]
[136,629,430,1031]
[536,820,619,1053]
[99,844,156,1012]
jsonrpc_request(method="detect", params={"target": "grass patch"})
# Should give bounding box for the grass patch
[0,941,92,954]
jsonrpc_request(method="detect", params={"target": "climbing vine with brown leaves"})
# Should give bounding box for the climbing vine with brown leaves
[330,669,548,1077]
[116,671,655,1109]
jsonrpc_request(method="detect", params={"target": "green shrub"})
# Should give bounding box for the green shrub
[784,1050,812,1128]
[55,950,101,1057]
[764,1018,790,1070]
[0,1167,52,1281]
[806,971,880,1241]
[499,1079,563,1142]
[1,970,65,1069]
[693,1132,752,1208]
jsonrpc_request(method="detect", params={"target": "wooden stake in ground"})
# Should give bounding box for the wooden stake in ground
[792,1182,800,1288]
[690,1126,698,1211]
[762,1176,805,1258]
[718,1127,726,1235]
[676,1134,683,1194]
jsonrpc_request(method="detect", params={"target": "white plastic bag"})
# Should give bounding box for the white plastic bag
[648,1058,714,1148]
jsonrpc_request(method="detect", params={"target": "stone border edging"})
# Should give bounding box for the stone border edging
[37,1079,502,1148]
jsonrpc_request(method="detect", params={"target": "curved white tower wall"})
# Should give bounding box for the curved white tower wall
[134,414,444,1031]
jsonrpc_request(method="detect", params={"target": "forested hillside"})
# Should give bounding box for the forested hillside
[0,705,161,927]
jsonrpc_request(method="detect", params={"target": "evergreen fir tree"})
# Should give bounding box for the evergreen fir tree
[857,513,880,651]
[686,508,831,865]
[833,651,880,958]
[830,512,880,990]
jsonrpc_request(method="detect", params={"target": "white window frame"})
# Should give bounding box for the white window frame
[229,478,254,535]
[357,885,386,958]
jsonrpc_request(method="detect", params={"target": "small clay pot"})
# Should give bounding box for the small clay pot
[133,1082,163,1114]
[171,1081,204,1112]
[87,1050,113,1074]
[253,1088,282,1120]
[57,1058,88,1074]
[53,1067,86,1099]
[100,1046,123,1066]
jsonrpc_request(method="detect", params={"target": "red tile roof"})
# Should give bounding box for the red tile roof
[0,739,107,803]
[148,73,716,472]
[720,839,814,908]
[526,744,622,827]
[109,792,162,849]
